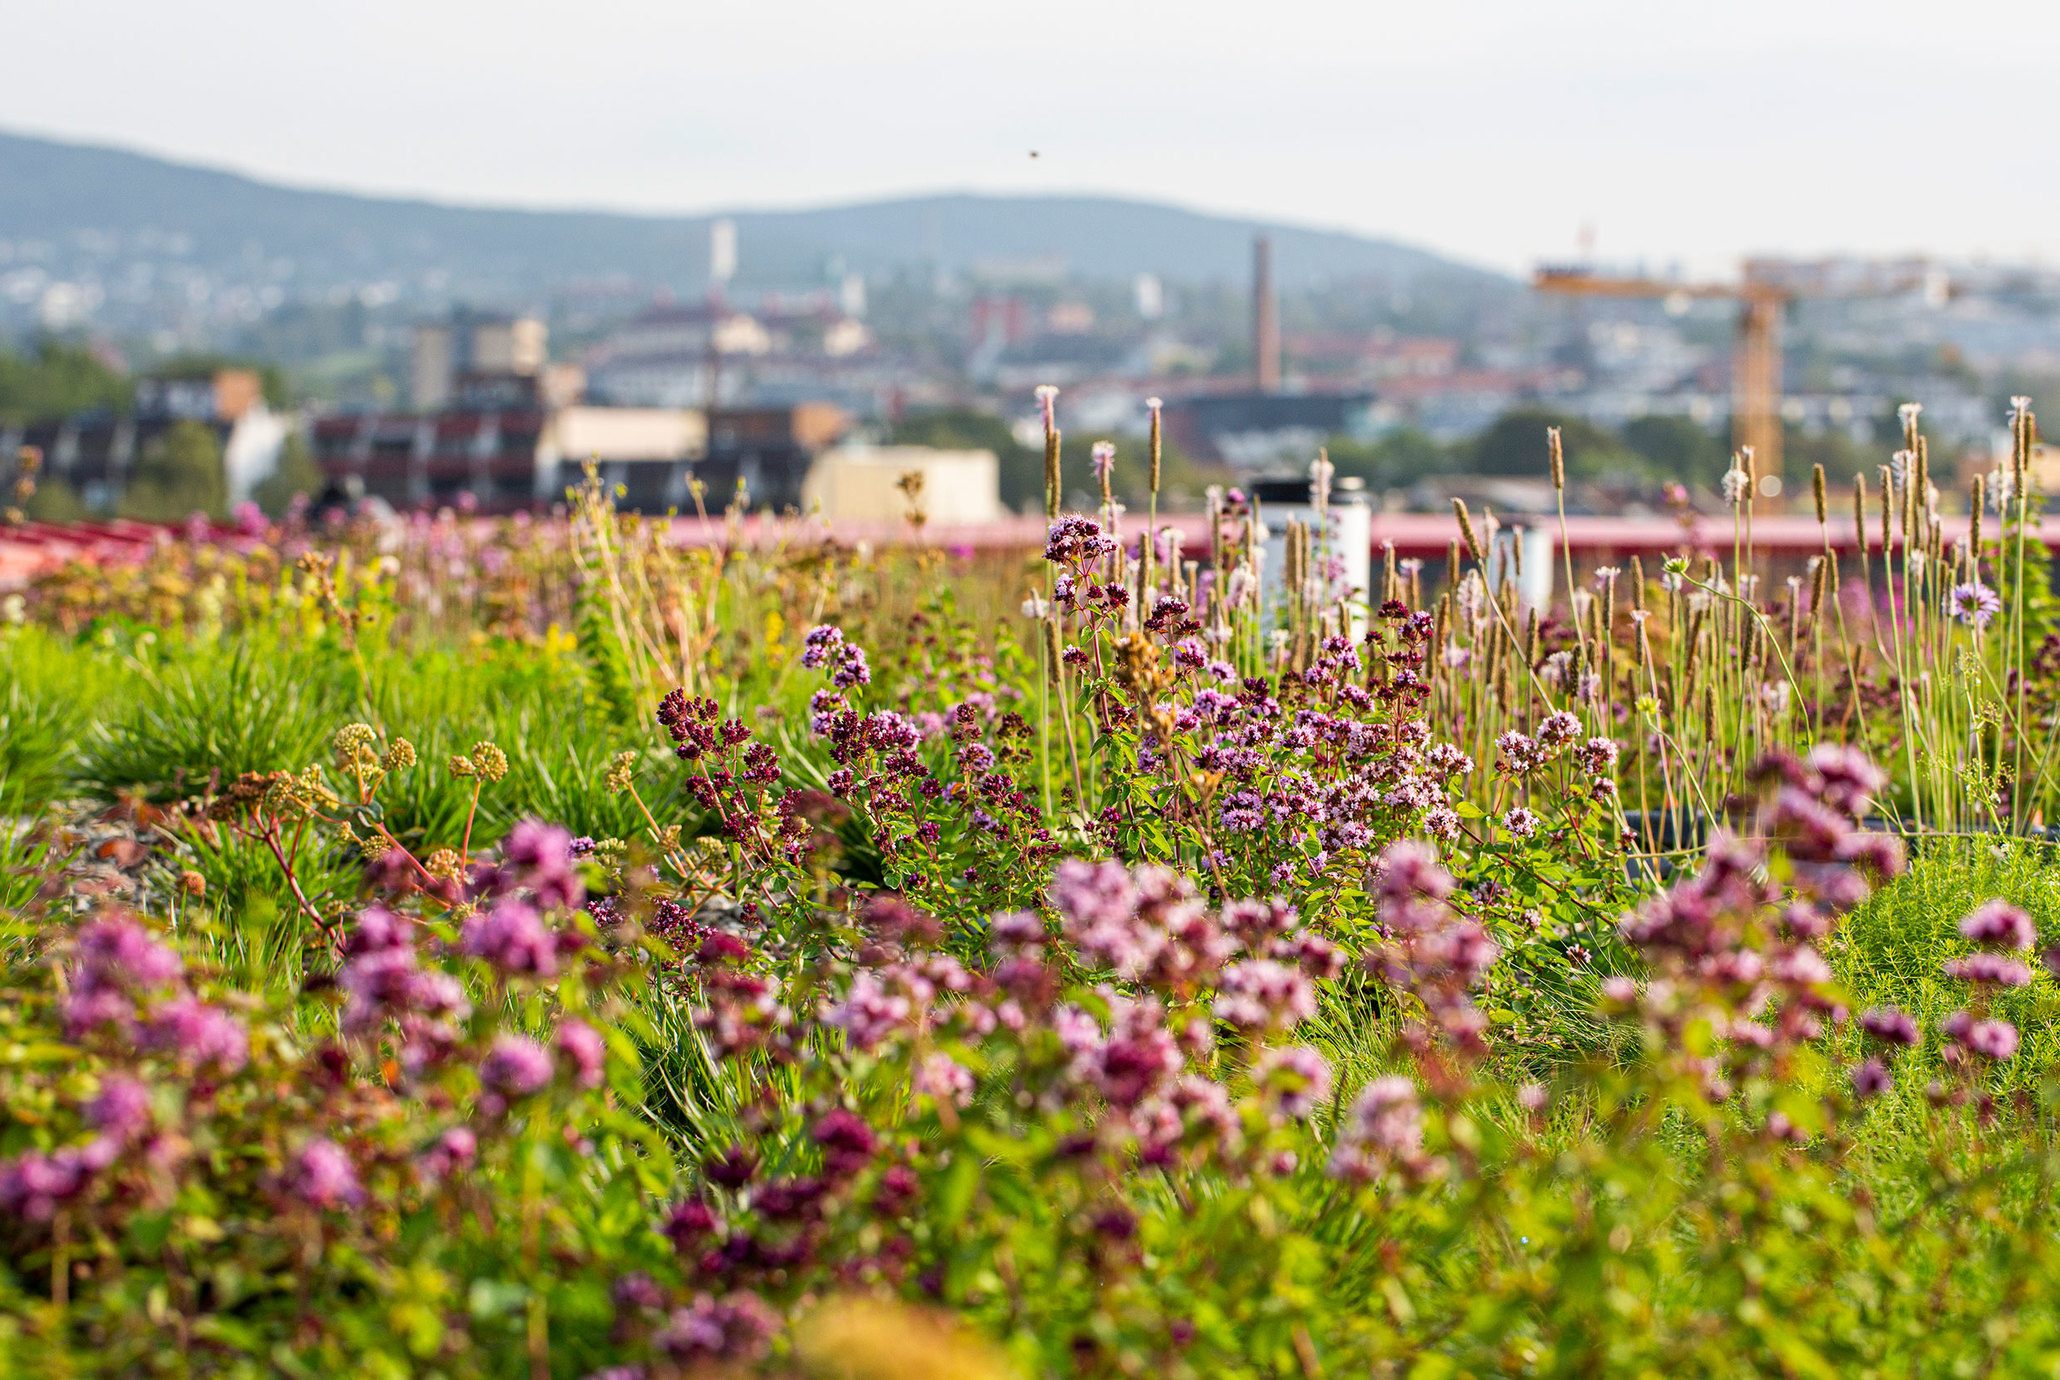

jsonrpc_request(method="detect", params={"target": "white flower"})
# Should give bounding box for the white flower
[1721,468,1750,504]
[1898,401,1923,424]
[1020,596,1049,619]
[1990,467,2016,512]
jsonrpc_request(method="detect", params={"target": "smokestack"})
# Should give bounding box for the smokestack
[1253,233,1280,393]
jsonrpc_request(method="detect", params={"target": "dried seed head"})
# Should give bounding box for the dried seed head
[605,750,638,794]
[1451,498,1484,562]
[1146,396,1164,493]
[470,741,509,783]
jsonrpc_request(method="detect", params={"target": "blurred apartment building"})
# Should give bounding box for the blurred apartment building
[308,310,994,517]
[0,367,290,507]
[583,293,879,416]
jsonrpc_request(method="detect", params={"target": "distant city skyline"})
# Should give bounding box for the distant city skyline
[7,0,2056,277]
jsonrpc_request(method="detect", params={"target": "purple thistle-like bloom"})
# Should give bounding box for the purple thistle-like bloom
[1946,581,2002,628]
[1945,952,2033,987]
[86,1076,153,1144]
[913,1052,976,1107]
[654,1292,777,1363]
[76,915,183,988]
[62,915,185,1038]
[1959,900,2037,952]
[1859,1006,1920,1046]
[1329,1075,1425,1180]
[502,819,584,911]
[289,1138,364,1210]
[812,1107,878,1179]
[0,1146,104,1222]
[1944,1009,2020,1061]
[1851,1057,1892,1099]
[462,899,559,978]
[141,998,249,1075]
[799,624,844,668]
[418,1126,477,1182]
[1251,1043,1333,1121]
[554,1019,607,1089]
[481,1034,555,1100]
[1090,441,1116,483]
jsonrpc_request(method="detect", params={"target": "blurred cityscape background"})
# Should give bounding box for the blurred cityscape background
[5,13,2060,535]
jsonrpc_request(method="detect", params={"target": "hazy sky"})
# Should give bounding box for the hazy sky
[6,0,2055,275]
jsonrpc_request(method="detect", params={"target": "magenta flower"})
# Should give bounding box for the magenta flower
[654,1292,777,1363]
[1251,1044,1333,1121]
[1946,581,2002,628]
[462,900,558,978]
[480,1034,554,1100]
[142,998,249,1075]
[1329,1076,1425,1180]
[289,1139,364,1210]
[86,1076,153,1145]
[1944,1010,2020,1061]
[1945,952,2033,988]
[1959,901,2036,952]
[554,1019,607,1089]
[1858,1007,1920,1046]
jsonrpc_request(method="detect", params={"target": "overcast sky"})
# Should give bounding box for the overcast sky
[5,0,2054,275]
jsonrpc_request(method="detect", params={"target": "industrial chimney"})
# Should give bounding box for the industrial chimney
[1253,233,1280,393]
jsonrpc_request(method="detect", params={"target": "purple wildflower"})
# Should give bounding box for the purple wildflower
[86,1076,153,1145]
[480,1034,555,1101]
[289,1139,364,1210]
[462,900,559,977]
[1946,581,2002,628]
[1959,900,2036,951]
[555,1019,607,1089]
[1859,1007,1920,1046]
[141,998,249,1075]
[1250,1044,1333,1121]
[1851,1057,1892,1100]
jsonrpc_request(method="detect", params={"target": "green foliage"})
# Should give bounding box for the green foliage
[251,430,321,516]
[1621,412,1731,486]
[10,428,2060,1375]
[1472,407,1645,479]
[118,419,228,521]
[0,339,130,425]
[20,473,89,522]
[1324,425,1452,488]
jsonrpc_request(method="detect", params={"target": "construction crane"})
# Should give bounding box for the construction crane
[1534,258,1946,493]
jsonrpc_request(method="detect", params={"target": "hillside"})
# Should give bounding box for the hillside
[0,128,1507,297]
